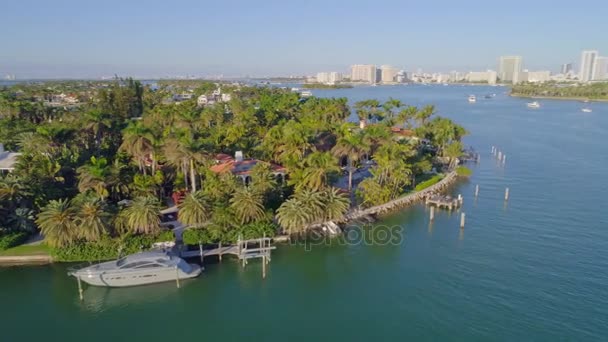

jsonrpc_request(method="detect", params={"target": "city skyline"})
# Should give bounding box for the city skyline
[2,0,608,78]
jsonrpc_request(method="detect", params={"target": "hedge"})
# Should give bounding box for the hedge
[51,230,175,262]
[456,166,472,177]
[183,222,278,245]
[0,232,29,251]
[414,174,444,191]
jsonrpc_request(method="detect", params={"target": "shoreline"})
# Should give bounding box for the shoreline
[510,94,608,102]
[0,172,461,266]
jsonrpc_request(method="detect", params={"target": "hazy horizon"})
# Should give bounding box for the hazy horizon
[2,0,607,78]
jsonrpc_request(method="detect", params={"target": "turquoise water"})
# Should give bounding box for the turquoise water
[2,85,608,340]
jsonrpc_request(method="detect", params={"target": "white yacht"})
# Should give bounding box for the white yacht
[468,95,476,103]
[300,90,313,98]
[527,101,540,108]
[69,250,202,287]
[581,108,592,113]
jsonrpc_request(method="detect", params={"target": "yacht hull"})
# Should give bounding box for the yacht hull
[74,264,202,287]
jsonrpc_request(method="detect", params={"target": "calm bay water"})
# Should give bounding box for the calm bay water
[1,85,608,340]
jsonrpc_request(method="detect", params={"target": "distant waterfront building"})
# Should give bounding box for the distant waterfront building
[396,70,407,83]
[351,64,377,83]
[561,63,573,74]
[316,72,343,84]
[449,71,464,83]
[579,50,598,82]
[498,56,523,83]
[379,65,399,84]
[592,56,608,81]
[466,70,497,84]
[524,70,551,83]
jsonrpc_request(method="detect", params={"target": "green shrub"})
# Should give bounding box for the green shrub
[0,232,29,251]
[182,222,278,246]
[414,174,444,191]
[456,166,472,177]
[51,231,176,262]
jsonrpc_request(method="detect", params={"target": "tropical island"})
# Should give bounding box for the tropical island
[302,83,354,89]
[511,81,608,101]
[0,79,467,262]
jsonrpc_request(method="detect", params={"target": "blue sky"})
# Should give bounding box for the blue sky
[1,0,607,78]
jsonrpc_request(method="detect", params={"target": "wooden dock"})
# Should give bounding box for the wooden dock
[179,236,275,277]
[425,194,461,210]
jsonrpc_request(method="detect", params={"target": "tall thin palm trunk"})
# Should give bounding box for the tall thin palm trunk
[190,159,197,193]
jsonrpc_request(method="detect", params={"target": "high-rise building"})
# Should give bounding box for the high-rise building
[351,64,376,83]
[380,65,399,84]
[315,72,343,84]
[525,71,551,83]
[579,50,598,82]
[498,56,523,83]
[466,70,497,84]
[592,56,608,81]
[561,63,573,74]
[396,70,407,83]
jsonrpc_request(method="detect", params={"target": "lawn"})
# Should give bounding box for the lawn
[0,243,50,256]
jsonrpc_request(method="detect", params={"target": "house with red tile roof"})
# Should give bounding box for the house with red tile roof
[210,152,287,184]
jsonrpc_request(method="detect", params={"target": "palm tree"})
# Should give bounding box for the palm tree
[415,105,435,126]
[276,197,311,234]
[397,106,418,128]
[163,135,205,193]
[120,121,153,174]
[332,131,369,190]
[0,174,28,206]
[230,187,266,224]
[250,161,278,196]
[178,191,211,226]
[294,190,325,224]
[77,156,111,199]
[295,152,340,192]
[81,109,113,149]
[121,196,161,234]
[74,196,110,241]
[322,188,350,221]
[36,199,78,247]
[444,141,464,169]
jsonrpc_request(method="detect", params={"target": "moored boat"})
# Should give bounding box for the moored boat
[581,108,592,113]
[68,250,202,287]
[468,95,476,103]
[527,101,540,108]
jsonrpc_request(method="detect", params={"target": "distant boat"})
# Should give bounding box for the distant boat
[581,108,592,113]
[371,83,378,87]
[527,101,540,108]
[484,94,492,99]
[300,90,312,98]
[468,95,476,103]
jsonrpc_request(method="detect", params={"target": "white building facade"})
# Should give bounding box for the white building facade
[350,64,377,83]
[579,50,598,82]
[499,56,523,84]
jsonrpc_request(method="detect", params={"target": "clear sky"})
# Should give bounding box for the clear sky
[2,0,607,78]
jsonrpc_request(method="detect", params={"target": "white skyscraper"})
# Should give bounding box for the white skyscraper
[350,64,376,83]
[498,56,523,83]
[579,50,598,82]
[379,65,399,84]
[592,56,608,81]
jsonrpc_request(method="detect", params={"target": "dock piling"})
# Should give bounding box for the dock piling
[502,154,506,164]
[219,241,222,262]
[504,187,510,201]
[77,276,83,301]
[475,184,479,197]
[175,266,180,289]
[498,151,502,161]
[199,241,204,263]
[460,212,466,229]
[430,206,435,221]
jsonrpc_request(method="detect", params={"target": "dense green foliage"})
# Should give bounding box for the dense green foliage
[414,174,444,191]
[50,231,174,262]
[0,78,468,251]
[182,221,277,245]
[0,232,29,251]
[456,166,472,177]
[511,82,608,100]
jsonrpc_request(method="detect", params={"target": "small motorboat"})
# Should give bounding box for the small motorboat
[300,90,313,98]
[468,95,476,103]
[581,108,592,113]
[68,250,202,287]
[527,101,540,108]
